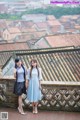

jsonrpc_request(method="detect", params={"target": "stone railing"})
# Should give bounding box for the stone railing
[0,78,80,112]
[0,77,18,108]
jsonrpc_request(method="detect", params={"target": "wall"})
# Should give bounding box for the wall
[0,78,80,111]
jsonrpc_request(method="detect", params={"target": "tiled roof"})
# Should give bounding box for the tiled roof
[27,39,38,48]
[7,27,21,34]
[35,22,48,29]
[0,20,7,30]
[45,34,80,47]
[59,15,80,32]
[21,21,34,28]
[34,38,50,49]
[60,15,72,19]
[47,20,61,26]
[14,34,33,42]
[75,25,80,30]
[60,15,72,22]
[14,31,47,43]
[13,47,80,82]
[20,28,37,33]
[0,52,12,68]
[0,42,29,52]
[50,27,61,33]
[47,15,56,20]
[66,29,77,33]
[32,31,47,38]
[71,15,80,20]
[5,20,12,26]
[9,21,34,28]
[60,15,80,23]
[62,22,75,29]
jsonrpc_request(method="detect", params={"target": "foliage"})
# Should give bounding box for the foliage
[0,7,80,20]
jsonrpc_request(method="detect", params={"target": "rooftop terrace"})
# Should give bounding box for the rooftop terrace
[0,46,80,112]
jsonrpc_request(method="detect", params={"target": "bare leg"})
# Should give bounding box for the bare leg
[18,95,25,114]
[32,102,35,113]
[34,102,38,113]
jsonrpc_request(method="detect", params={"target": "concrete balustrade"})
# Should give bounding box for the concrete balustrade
[0,78,80,112]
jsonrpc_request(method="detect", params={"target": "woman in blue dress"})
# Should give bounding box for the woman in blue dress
[26,59,42,114]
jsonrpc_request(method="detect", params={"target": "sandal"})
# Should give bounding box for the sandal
[34,106,38,114]
[33,106,35,114]
[18,107,26,115]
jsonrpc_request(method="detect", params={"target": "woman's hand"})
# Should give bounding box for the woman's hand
[25,80,29,89]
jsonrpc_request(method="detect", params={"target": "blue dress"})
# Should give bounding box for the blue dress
[27,67,42,102]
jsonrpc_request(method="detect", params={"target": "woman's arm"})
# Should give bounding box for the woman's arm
[25,80,29,89]
[25,69,30,89]
[14,68,17,78]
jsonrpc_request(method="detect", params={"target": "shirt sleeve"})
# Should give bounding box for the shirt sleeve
[39,68,42,81]
[26,69,30,81]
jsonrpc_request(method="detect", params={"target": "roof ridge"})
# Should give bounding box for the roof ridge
[0,41,28,45]
[15,46,80,56]
[0,46,80,54]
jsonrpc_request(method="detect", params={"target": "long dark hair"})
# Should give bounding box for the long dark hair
[15,58,20,68]
[15,58,24,68]
[30,59,39,78]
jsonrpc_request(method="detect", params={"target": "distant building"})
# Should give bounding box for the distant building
[44,0,50,4]
[2,27,21,41]
[6,1,27,14]
[0,3,8,14]
[59,15,80,33]
[47,19,63,33]
[45,33,80,47]
[22,14,47,22]
[27,1,43,9]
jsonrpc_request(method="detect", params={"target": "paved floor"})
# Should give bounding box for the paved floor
[0,108,80,120]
